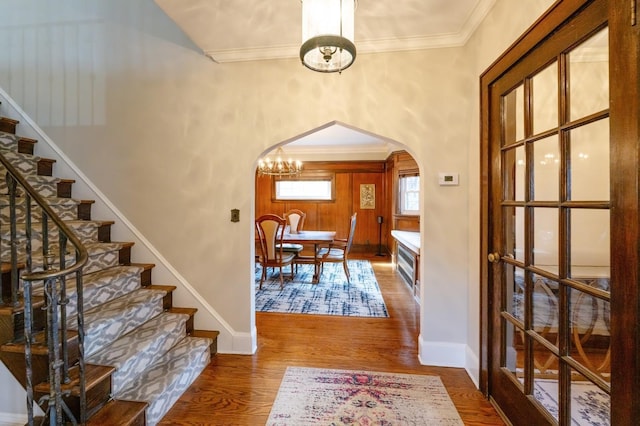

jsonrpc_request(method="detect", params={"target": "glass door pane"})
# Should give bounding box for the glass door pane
[569,28,609,120]
[532,62,559,135]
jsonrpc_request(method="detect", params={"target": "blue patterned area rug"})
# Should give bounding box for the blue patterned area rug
[266,367,464,425]
[255,260,389,317]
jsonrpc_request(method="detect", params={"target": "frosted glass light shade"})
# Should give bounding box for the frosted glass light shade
[300,0,356,73]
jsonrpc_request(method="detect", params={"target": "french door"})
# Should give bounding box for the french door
[481,0,640,425]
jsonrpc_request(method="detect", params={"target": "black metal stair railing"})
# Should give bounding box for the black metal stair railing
[0,152,88,425]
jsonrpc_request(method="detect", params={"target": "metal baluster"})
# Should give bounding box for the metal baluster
[25,194,33,279]
[44,277,64,425]
[23,278,35,425]
[42,212,49,269]
[58,234,70,383]
[7,173,19,307]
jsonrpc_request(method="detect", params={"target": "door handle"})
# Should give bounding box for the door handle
[487,252,501,263]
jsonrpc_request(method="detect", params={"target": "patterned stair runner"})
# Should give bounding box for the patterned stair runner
[87,312,190,394]
[0,113,214,425]
[116,336,212,425]
[59,265,144,318]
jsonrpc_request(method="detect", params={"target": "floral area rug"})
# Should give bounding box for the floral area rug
[266,367,464,425]
[534,378,610,425]
[255,260,389,317]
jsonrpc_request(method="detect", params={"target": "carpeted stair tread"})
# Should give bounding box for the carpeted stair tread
[5,241,124,275]
[116,336,212,426]
[0,174,61,198]
[0,220,101,247]
[86,312,189,395]
[54,219,102,240]
[0,150,41,175]
[0,196,81,222]
[32,265,144,318]
[77,288,167,357]
[191,329,220,356]
[45,197,83,218]
[0,129,22,150]
[130,262,156,286]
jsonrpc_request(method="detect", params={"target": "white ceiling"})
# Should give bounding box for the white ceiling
[154,0,496,158]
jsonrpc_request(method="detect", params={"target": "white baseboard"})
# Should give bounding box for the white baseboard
[226,327,257,354]
[418,338,482,389]
[0,412,26,426]
[418,336,466,367]
[465,345,480,388]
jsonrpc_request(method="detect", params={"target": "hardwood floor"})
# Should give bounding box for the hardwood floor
[160,255,505,425]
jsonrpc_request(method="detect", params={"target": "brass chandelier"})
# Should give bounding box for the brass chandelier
[257,147,303,177]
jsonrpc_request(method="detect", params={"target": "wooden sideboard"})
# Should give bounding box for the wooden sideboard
[391,230,420,303]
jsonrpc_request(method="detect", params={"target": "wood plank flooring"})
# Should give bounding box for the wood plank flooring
[160,255,505,425]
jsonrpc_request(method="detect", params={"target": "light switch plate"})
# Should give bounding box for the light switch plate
[438,172,459,186]
[231,209,240,222]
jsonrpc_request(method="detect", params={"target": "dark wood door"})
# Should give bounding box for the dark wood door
[481,0,640,424]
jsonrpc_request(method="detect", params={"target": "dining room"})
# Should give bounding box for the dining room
[254,126,422,314]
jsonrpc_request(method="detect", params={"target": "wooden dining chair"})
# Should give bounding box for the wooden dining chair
[284,209,306,233]
[255,214,296,289]
[316,212,357,284]
[280,209,306,271]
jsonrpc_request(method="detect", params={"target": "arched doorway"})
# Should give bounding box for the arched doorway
[252,121,422,333]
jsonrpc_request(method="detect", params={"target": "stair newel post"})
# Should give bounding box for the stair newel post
[24,193,35,425]
[74,266,86,424]
[23,277,35,426]
[43,277,67,425]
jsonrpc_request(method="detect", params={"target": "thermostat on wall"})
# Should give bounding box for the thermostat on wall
[438,172,459,186]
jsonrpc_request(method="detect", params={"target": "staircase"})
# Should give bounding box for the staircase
[0,107,219,425]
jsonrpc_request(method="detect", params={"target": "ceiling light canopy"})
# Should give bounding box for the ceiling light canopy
[300,0,356,73]
[258,146,303,177]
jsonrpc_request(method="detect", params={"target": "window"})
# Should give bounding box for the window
[274,177,334,201]
[399,175,419,214]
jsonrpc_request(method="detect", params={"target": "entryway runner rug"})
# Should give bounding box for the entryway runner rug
[255,260,388,317]
[266,367,464,425]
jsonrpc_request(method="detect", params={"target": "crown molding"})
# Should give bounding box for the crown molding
[205,0,496,63]
[284,144,393,162]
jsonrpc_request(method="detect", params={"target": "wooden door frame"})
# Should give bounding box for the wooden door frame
[479,0,640,424]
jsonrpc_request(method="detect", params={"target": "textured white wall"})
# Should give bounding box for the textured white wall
[462,0,557,382]
[0,0,559,418]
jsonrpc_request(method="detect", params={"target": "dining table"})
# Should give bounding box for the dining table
[282,230,336,284]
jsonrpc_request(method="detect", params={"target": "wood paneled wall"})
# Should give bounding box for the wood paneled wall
[255,161,388,253]
[255,153,419,255]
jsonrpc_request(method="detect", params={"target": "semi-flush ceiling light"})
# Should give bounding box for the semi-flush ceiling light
[300,0,356,73]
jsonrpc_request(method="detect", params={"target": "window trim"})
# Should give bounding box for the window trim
[398,173,420,215]
[271,172,336,202]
